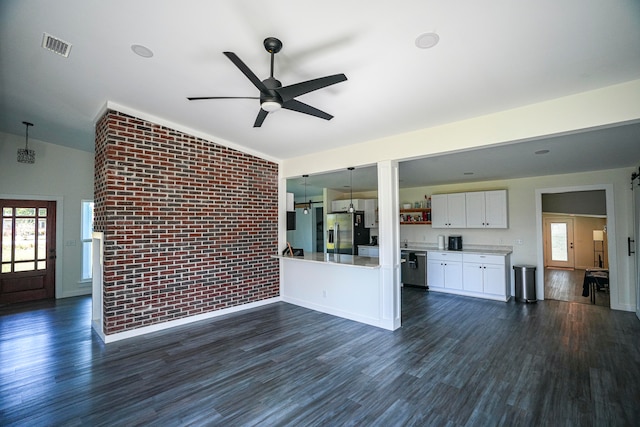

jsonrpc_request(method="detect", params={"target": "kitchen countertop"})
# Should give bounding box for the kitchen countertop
[273,252,381,269]
[400,244,513,256]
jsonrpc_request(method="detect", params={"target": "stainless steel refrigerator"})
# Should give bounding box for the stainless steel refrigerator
[326,211,370,255]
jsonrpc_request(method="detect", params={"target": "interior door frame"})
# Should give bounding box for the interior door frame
[1,194,63,299]
[535,184,617,308]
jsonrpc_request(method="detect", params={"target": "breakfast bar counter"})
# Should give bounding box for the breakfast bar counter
[273,252,380,269]
[277,251,395,330]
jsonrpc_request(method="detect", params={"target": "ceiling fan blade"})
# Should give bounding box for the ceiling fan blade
[187,96,259,100]
[223,52,268,92]
[276,74,347,102]
[254,109,268,127]
[282,99,333,121]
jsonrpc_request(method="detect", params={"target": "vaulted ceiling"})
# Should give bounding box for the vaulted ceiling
[2,1,639,189]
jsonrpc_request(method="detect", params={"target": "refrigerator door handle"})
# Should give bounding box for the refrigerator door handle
[335,224,339,254]
[328,229,334,244]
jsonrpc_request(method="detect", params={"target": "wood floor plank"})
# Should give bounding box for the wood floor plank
[1,288,640,426]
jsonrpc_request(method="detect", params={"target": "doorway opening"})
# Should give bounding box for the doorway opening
[537,188,613,308]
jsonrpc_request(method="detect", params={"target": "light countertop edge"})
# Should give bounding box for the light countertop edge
[272,253,381,269]
[401,245,513,256]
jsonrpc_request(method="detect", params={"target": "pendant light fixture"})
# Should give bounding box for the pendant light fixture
[17,121,35,164]
[302,174,309,215]
[348,167,355,213]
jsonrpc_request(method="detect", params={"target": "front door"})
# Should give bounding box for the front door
[1,200,56,303]
[544,217,575,269]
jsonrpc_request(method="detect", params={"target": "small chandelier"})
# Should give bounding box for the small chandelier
[17,121,35,164]
[348,167,355,213]
[302,174,309,215]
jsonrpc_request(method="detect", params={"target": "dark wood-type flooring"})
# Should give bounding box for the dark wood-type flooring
[544,268,610,308]
[1,288,639,426]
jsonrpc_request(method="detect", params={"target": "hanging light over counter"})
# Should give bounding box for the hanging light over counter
[348,167,355,213]
[302,175,309,215]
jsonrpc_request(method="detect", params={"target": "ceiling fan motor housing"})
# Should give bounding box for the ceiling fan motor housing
[261,77,282,105]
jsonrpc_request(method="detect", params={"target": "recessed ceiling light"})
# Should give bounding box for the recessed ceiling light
[535,149,550,155]
[131,44,154,58]
[415,32,440,49]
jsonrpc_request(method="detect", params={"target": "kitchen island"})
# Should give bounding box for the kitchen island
[275,252,397,330]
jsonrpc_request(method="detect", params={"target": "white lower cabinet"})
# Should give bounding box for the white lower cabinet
[428,251,510,301]
[427,252,463,290]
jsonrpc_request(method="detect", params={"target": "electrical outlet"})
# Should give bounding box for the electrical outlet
[322,290,327,298]
[65,240,76,247]
[515,239,524,245]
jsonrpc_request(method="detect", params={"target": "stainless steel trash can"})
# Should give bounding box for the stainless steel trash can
[514,265,537,303]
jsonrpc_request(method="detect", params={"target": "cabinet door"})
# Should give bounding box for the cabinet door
[364,199,378,228]
[483,263,506,295]
[427,260,445,288]
[332,200,349,212]
[444,261,463,290]
[465,192,486,228]
[484,190,508,228]
[447,193,467,228]
[431,194,448,228]
[463,262,484,292]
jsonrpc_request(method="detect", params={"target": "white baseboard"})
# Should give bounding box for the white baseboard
[100,297,281,343]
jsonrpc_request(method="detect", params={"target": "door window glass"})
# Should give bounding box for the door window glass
[1,205,48,273]
[550,222,568,262]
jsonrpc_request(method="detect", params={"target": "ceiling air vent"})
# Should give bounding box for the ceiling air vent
[42,32,71,57]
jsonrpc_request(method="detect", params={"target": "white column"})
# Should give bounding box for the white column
[91,232,105,341]
[377,160,401,330]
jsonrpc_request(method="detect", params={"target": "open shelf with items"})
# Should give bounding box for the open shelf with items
[400,208,431,225]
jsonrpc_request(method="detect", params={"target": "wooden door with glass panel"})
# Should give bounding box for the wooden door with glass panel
[1,200,56,303]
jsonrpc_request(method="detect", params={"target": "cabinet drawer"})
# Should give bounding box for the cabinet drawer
[427,251,463,262]
[462,253,504,265]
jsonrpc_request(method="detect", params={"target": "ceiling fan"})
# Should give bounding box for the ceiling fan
[188,37,347,127]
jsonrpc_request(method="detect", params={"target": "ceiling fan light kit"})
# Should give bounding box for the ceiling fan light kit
[188,37,347,127]
[260,101,281,112]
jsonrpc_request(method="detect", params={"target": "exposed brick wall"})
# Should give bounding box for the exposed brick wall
[94,110,279,335]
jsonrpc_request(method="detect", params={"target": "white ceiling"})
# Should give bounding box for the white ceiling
[2,1,639,190]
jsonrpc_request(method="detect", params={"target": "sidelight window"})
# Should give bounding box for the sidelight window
[81,200,94,281]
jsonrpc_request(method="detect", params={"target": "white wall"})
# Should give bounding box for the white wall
[399,167,636,310]
[0,131,94,298]
[281,80,640,177]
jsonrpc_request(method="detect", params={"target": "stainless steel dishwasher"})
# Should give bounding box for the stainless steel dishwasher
[400,250,427,288]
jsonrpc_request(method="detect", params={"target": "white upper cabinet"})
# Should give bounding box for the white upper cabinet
[431,193,466,228]
[331,199,371,213]
[465,190,508,228]
[286,192,295,211]
[364,199,378,228]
